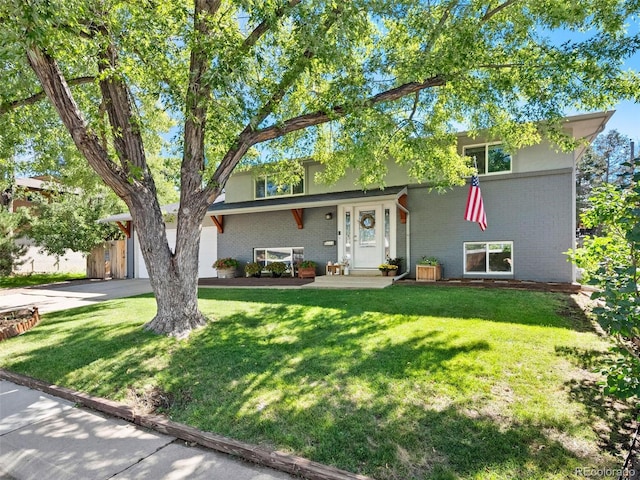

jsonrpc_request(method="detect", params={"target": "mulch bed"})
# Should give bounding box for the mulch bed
[198,277,314,287]
[198,275,582,293]
[399,278,583,293]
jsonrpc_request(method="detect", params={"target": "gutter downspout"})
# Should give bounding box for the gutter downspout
[395,188,410,281]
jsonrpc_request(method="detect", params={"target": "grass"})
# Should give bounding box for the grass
[0,286,632,479]
[0,272,86,289]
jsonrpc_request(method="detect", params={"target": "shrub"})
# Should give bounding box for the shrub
[299,260,316,268]
[387,257,403,270]
[244,262,262,277]
[418,256,440,266]
[265,261,288,277]
[213,257,239,269]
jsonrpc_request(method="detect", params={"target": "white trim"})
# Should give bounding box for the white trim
[463,142,513,176]
[254,173,305,200]
[339,200,398,270]
[463,241,513,275]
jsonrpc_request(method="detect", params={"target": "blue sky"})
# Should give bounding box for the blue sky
[556,19,640,145]
[604,98,639,143]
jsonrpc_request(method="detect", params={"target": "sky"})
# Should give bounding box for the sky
[556,20,640,147]
[604,98,639,144]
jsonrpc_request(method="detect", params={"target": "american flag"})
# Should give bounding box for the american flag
[464,175,487,231]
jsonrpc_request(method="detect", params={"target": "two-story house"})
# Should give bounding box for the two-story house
[110,111,611,283]
[207,111,611,283]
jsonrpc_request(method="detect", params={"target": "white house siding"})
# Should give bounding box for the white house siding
[133,222,218,279]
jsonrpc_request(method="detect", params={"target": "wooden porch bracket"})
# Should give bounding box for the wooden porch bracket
[210,215,224,234]
[291,208,304,229]
[115,220,131,238]
[398,194,408,224]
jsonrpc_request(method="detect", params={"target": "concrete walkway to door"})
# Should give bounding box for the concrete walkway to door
[0,279,154,314]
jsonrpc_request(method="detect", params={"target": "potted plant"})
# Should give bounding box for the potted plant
[387,257,403,272]
[416,256,442,282]
[297,260,317,279]
[265,261,288,278]
[244,262,262,278]
[213,257,239,279]
[378,263,399,276]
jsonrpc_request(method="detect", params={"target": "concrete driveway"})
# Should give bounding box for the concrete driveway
[0,279,154,314]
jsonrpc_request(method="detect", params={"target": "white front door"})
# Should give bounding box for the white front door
[353,205,383,269]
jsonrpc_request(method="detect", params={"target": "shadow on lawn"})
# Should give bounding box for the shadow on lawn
[197,286,595,332]
[2,301,169,397]
[557,345,636,457]
[1,292,622,479]
[159,303,611,479]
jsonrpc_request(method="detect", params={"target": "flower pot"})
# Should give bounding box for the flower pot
[217,267,237,279]
[298,267,316,279]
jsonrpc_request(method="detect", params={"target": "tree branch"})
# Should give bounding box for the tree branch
[423,0,459,53]
[248,7,341,129]
[206,5,342,199]
[0,76,95,115]
[242,0,302,50]
[25,46,131,199]
[481,0,520,22]
[97,41,148,173]
[248,75,446,145]
[179,0,223,205]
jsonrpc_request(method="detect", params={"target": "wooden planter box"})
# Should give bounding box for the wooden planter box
[298,267,316,279]
[416,264,442,282]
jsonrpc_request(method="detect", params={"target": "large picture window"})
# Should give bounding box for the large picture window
[464,143,511,175]
[255,176,304,199]
[254,247,304,276]
[464,242,513,274]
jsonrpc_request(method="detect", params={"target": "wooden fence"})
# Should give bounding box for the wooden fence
[86,240,127,279]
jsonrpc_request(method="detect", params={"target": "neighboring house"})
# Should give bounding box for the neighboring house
[6,177,86,274]
[108,111,611,283]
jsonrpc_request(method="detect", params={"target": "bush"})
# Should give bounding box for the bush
[418,256,440,266]
[265,261,287,277]
[387,257,403,270]
[213,257,239,269]
[567,171,640,399]
[244,262,262,277]
[299,260,316,268]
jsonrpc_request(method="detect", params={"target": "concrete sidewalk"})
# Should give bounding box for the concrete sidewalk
[0,279,154,314]
[0,380,294,480]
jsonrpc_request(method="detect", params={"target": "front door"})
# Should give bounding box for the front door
[353,205,383,269]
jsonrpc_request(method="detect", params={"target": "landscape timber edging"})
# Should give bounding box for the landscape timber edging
[0,369,374,480]
[0,308,40,341]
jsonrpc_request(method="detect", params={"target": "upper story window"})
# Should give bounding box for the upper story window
[255,175,304,199]
[463,143,512,175]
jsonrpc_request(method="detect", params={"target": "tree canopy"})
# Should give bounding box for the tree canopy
[2,0,640,335]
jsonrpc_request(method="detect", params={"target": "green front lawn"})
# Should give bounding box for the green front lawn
[0,286,630,479]
[0,272,86,289]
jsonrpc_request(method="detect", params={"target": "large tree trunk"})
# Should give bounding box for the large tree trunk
[128,191,210,337]
[26,45,213,337]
